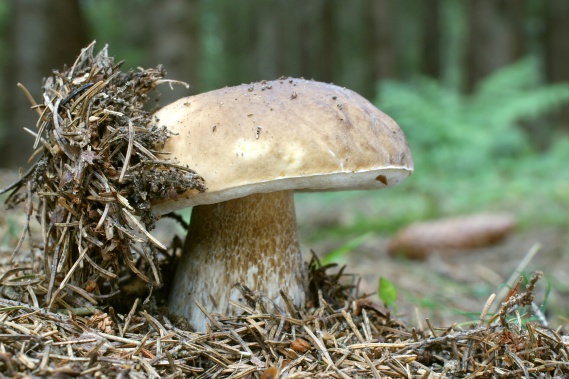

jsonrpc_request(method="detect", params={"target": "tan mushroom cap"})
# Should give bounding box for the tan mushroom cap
[152,78,413,215]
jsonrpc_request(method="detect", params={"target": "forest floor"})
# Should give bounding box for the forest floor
[295,199,569,330]
[305,224,567,329]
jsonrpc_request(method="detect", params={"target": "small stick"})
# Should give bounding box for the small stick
[425,318,437,338]
[46,221,71,308]
[68,40,96,78]
[141,244,161,286]
[228,328,254,356]
[143,310,168,336]
[39,343,51,372]
[68,80,107,114]
[362,351,381,379]
[164,350,180,377]
[341,310,364,343]
[50,244,88,301]
[65,284,98,305]
[119,120,134,183]
[302,325,334,367]
[122,208,167,251]
[83,252,117,279]
[504,350,531,378]
[22,127,52,152]
[9,182,33,262]
[195,301,223,330]
[0,161,38,196]
[25,286,39,309]
[478,293,496,326]
[46,96,78,161]
[131,333,150,357]
[122,298,140,337]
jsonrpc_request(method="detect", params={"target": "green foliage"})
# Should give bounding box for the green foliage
[378,276,397,307]
[540,276,551,314]
[369,58,569,228]
[319,233,371,265]
[0,217,17,248]
[81,0,148,69]
[376,58,569,176]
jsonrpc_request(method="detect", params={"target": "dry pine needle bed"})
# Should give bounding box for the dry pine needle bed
[0,43,567,378]
[0,268,567,378]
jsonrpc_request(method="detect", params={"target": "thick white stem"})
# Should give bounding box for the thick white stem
[168,190,304,331]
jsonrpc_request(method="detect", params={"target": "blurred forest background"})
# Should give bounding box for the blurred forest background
[1,0,569,323]
[1,0,569,235]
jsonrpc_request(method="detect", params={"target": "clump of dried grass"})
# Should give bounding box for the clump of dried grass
[0,44,567,378]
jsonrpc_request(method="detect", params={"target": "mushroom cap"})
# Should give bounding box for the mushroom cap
[152,78,413,215]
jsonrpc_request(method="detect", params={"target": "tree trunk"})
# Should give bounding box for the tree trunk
[3,0,88,169]
[216,1,257,87]
[334,0,375,98]
[465,0,524,92]
[543,0,569,133]
[149,0,198,102]
[369,0,397,82]
[421,0,441,79]
[298,0,335,84]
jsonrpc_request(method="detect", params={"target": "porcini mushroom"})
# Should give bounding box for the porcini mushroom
[153,78,413,330]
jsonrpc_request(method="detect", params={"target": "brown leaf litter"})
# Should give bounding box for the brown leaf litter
[0,43,567,377]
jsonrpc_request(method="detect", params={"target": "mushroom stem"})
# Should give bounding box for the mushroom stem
[168,190,304,331]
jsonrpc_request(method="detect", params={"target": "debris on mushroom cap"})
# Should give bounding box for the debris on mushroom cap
[153,78,413,215]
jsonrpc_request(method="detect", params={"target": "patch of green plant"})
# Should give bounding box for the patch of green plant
[81,0,148,69]
[374,58,569,223]
[378,58,569,173]
[319,233,371,265]
[378,276,397,308]
[405,294,438,310]
[0,217,18,248]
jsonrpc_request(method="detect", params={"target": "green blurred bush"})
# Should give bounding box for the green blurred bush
[370,58,569,231]
[377,58,569,175]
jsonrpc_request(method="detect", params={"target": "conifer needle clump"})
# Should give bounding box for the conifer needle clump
[1,42,205,310]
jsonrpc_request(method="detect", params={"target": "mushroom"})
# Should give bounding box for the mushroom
[153,78,413,331]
